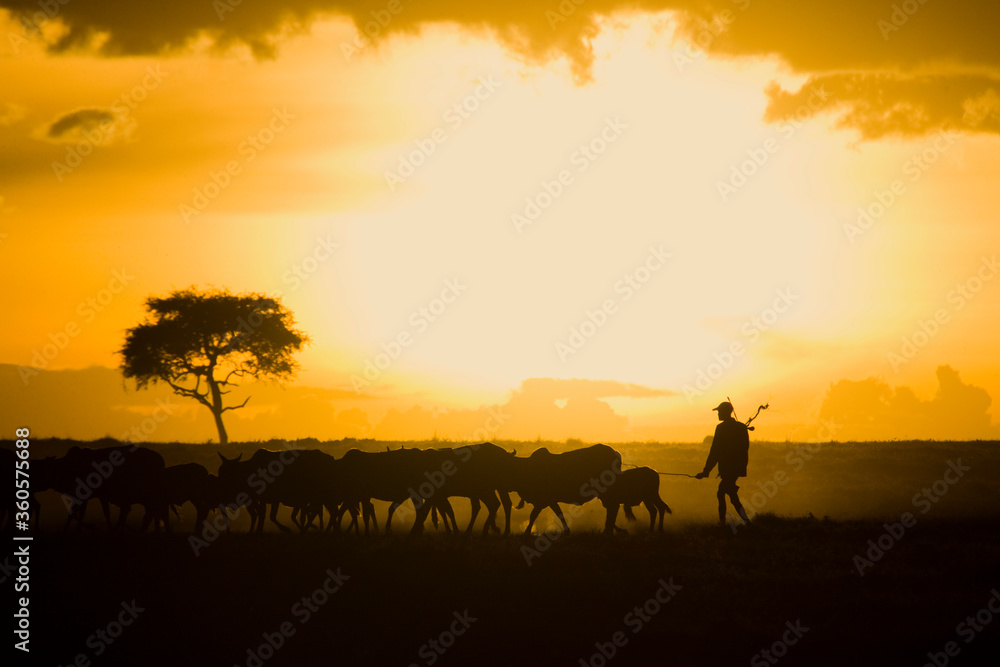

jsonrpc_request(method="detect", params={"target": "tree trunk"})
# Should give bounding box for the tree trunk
[212,407,229,445]
[207,374,229,445]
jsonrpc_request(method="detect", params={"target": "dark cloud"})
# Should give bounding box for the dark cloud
[5,1,1000,136]
[46,107,115,139]
[764,74,1000,140]
[817,366,997,440]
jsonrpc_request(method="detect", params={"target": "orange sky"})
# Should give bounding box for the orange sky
[2,3,999,442]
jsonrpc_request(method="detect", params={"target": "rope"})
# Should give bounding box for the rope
[623,462,697,478]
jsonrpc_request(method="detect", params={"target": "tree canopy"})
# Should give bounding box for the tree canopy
[120,288,309,443]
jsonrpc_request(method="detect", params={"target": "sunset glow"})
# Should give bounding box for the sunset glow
[3,3,999,443]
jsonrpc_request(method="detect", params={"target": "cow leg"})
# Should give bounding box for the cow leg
[499,491,512,536]
[481,493,501,535]
[409,501,432,536]
[140,508,153,532]
[524,504,543,535]
[252,501,264,532]
[100,499,114,530]
[642,501,656,532]
[195,504,208,535]
[604,503,620,534]
[161,504,172,533]
[338,504,358,535]
[344,503,361,535]
[65,498,86,531]
[363,500,378,535]
[355,503,367,536]
[467,498,481,534]
[386,501,402,533]
[345,505,359,536]
[657,497,670,531]
[439,499,458,533]
[551,504,570,533]
[116,503,132,531]
[269,502,290,532]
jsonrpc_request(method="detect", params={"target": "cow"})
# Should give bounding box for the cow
[335,448,457,535]
[408,443,517,535]
[217,449,342,533]
[601,466,672,533]
[141,463,219,534]
[39,445,170,531]
[508,444,623,535]
[29,455,80,529]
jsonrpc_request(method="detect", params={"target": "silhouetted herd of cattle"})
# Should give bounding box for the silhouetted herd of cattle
[2,443,673,536]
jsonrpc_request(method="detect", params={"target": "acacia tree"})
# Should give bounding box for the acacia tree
[120,288,308,444]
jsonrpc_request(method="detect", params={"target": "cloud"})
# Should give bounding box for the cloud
[816,365,997,440]
[514,377,677,401]
[764,74,1000,140]
[44,107,120,144]
[0,101,26,126]
[370,377,675,442]
[46,108,113,137]
[1,365,674,442]
[4,2,1000,136]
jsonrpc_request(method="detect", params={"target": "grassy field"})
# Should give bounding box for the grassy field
[15,517,1000,666]
[6,438,1000,666]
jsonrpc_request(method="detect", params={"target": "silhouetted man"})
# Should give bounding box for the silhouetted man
[696,401,751,526]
